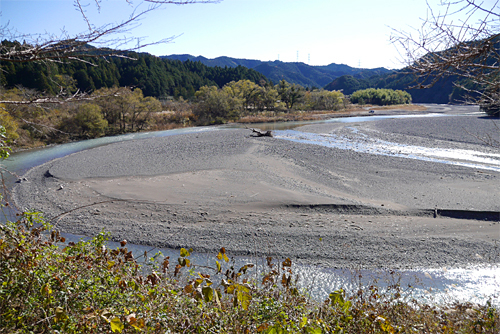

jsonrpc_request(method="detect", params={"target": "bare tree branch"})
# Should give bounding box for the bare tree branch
[391,0,500,116]
[0,0,220,64]
[0,0,222,106]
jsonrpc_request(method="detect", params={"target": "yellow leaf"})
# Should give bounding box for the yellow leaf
[54,307,68,323]
[107,261,115,269]
[202,286,214,302]
[213,288,222,309]
[300,316,308,328]
[216,260,221,273]
[110,317,124,333]
[131,318,145,330]
[226,284,235,294]
[237,290,252,310]
[180,248,190,257]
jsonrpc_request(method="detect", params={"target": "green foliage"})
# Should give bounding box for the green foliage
[93,87,161,134]
[0,214,498,333]
[0,43,266,101]
[277,80,304,109]
[0,107,18,158]
[61,103,108,138]
[0,109,19,142]
[299,90,345,111]
[350,88,412,106]
[194,85,244,124]
[193,79,345,125]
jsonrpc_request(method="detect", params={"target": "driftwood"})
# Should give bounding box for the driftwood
[247,127,273,137]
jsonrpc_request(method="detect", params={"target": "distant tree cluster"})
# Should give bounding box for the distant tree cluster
[350,88,412,106]
[194,79,345,124]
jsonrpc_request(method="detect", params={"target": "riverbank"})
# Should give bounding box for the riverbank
[10,104,426,153]
[13,105,499,269]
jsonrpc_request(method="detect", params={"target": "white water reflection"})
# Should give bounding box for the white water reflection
[73,233,499,306]
[275,129,500,172]
[291,264,500,306]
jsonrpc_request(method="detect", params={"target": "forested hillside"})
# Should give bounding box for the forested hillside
[324,71,465,104]
[162,54,392,88]
[0,43,266,100]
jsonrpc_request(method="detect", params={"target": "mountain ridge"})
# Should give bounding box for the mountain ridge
[161,54,392,88]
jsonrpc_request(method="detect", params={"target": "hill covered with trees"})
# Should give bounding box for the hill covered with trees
[162,54,392,89]
[324,71,461,104]
[0,42,266,100]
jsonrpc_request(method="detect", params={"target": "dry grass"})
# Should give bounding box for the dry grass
[347,104,429,112]
[236,104,428,124]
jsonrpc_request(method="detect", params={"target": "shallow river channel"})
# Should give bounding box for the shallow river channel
[3,111,499,305]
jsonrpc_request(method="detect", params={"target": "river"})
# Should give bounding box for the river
[3,107,499,305]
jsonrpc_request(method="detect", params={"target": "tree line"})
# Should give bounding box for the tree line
[194,79,346,124]
[0,78,414,149]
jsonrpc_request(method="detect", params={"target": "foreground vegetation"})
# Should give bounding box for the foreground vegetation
[0,212,498,333]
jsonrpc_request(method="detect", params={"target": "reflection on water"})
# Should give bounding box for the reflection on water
[274,128,500,172]
[62,232,499,306]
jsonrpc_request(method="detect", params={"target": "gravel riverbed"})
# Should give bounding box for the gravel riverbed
[13,105,500,269]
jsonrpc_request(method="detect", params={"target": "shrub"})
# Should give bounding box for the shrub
[61,103,108,138]
[351,88,412,106]
[0,109,19,142]
[194,85,244,124]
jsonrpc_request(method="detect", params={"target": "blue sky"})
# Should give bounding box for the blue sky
[0,0,492,69]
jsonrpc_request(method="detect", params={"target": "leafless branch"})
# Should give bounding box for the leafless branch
[143,0,221,4]
[0,0,220,65]
[391,0,500,114]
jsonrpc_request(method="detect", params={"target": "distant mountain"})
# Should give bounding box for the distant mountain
[161,54,391,88]
[161,55,263,69]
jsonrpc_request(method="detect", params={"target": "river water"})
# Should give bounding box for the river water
[3,112,499,305]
